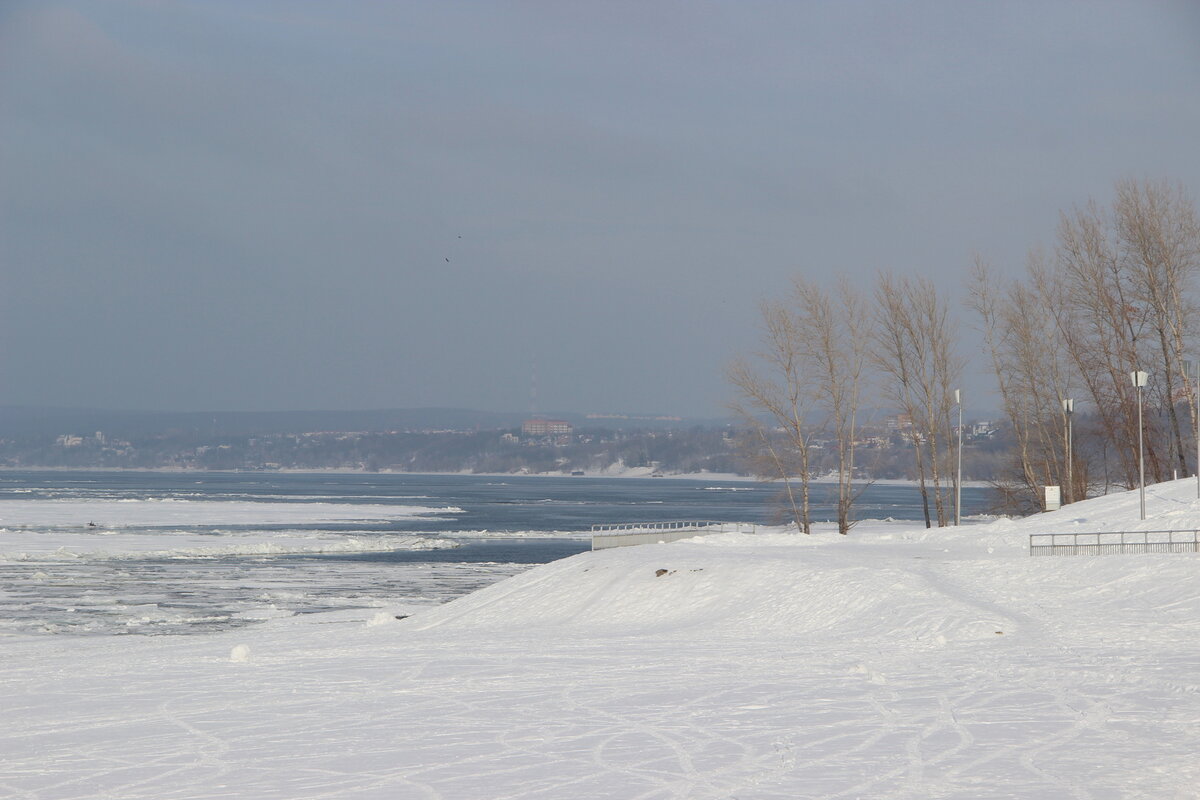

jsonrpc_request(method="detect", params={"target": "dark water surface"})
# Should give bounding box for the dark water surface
[0,469,997,529]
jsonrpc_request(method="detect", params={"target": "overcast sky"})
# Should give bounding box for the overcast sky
[2,1,1198,418]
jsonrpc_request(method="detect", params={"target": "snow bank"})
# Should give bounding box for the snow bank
[407,477,1200,635]
[4,478,1200,798]
[406,519,1199,652]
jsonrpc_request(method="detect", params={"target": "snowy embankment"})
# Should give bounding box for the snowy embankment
[5,480,1200,798]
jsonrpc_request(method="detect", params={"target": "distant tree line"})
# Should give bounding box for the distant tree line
[972,178,1200,513]
[0,421,1015,481]
[0,427,742,476]
[731,178,1200,530]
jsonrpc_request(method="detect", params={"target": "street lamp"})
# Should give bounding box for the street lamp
[955,388,962,526]
[1187,360,1200,499]
[1062,398,1074,504]
[1132,370,1148,520]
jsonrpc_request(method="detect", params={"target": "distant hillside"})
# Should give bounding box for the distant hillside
[0,406,726,438]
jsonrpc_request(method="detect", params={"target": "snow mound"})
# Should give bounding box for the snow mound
[407,542,1003,646]
[406,476,1200,641]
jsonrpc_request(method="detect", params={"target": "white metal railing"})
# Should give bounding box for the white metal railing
[590,521,756,535]
[1029,530,1200,556]
[589,521,757,550]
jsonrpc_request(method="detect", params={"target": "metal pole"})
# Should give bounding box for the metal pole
[1068,410,1073,503]
[1133,371,1147,520]
[1063,398,1074,505]
[1139,387,1145,520]
[955,389,962,526]
[1188,360,1200,499]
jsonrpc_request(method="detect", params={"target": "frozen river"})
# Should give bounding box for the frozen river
[0,470,995,635]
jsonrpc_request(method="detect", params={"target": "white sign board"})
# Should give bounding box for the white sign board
[1044,485,1061,512]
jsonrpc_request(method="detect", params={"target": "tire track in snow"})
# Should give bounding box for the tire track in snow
[899,560,1106,799]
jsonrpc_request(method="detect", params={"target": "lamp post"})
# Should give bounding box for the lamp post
[1062,398,1074,504]
[1132,370,1148,520]
[1188,360,1200,500]
[955,388,962,526]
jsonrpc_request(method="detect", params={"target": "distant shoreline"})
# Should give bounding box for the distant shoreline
[0,464,996,489]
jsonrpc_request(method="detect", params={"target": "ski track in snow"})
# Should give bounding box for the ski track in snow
[5,481,1200,797]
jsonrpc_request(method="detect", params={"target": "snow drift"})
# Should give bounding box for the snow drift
[5,477,1200,798]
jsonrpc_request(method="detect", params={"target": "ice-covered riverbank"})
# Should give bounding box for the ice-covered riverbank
[5,479,1200,798]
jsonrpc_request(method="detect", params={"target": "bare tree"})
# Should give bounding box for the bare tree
[873,273,933,526]
[727,301,817,533]
[970,257,1074,511]
[1027,255,1086,502]
[730,277,873,534]
[872,274,963,526]
[1114,178,1200,478]
[792,277,872,534]
[905,277,963,525]
[1055,195,1152,486]
[971,179,1200,508]
[1046,180,1200,487]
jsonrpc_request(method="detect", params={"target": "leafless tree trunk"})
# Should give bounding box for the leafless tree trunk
[905,277,963,526]
[1114,178,1200,479]
[1051,182,1200,487]
[872,274,961,526]
[872,274,932,527]
[727,301,817,533]
[970,257,1074,510]
[972,180,1200,508]
[1053,198,1147,487]
[793,277,872,534]
[732,277,874,535]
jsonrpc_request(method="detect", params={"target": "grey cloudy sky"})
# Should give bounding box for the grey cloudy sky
[2,1,1198,417]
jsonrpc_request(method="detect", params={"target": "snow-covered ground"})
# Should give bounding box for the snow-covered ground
[4,480,1200,798]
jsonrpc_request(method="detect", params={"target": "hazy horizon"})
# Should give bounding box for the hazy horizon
[0,401,712,418]
[2,2,1198,417]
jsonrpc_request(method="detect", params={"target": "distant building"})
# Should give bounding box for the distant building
[522,419,572,436]
[971,420,997,438]
[885,414,913,431]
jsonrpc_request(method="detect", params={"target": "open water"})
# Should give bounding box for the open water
[0,470,996,636]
